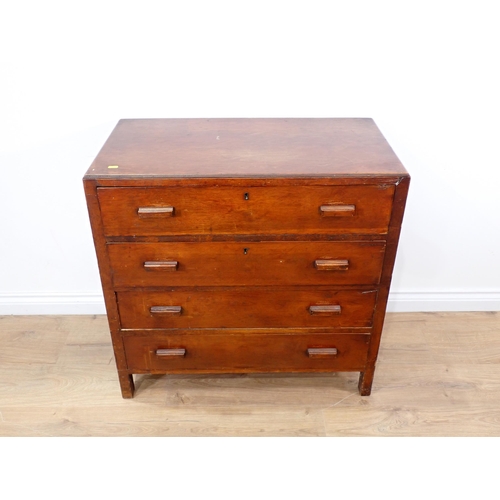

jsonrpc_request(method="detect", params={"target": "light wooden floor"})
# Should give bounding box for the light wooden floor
[0,312,499,436]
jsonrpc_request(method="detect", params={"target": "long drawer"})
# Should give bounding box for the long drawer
[117,288,377,329]
[108,241,386,287]
[123,333,371,373]
[98,185,395,236]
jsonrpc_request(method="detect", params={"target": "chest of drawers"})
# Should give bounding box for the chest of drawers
[83,118,409,398]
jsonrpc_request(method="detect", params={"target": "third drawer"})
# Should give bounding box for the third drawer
[117,288,377,329]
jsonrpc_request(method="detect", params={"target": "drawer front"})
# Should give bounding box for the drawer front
[117,289,377,329]
[108,241,386,287]
[124,333,370,373]
[98,185,395,236]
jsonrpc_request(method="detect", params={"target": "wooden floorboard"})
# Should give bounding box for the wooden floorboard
[0,312,499,436]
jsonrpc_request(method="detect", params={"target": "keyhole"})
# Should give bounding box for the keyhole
[243,248,249,255]
[244,192,249,200]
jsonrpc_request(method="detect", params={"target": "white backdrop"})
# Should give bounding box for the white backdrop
[1,0,499,313]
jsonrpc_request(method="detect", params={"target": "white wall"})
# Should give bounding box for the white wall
[1,0,499,314]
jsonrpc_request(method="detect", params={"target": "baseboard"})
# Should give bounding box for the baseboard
[0,292,106,315]
[1,290,499,315]
[387,291,500,312]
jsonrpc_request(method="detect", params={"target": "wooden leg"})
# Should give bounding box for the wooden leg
[358,367,375,396]
[118,371,135,398]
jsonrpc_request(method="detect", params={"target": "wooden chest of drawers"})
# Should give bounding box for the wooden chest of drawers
[83,118,409,398]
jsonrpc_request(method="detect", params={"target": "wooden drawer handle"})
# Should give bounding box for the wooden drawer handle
[319,204,355,216]
[155,348,186,357]
[308,305,341,315]
[143,260,178,271]
[307,348,338,358]
[138,206,175,217]
[314,259,349,271]
[150,306,182,315]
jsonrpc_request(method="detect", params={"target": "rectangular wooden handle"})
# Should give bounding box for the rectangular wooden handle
[155,348,186,357]
[308,305,341,315]
[150,306,182,315]
[314,259,349,271]
[143,260,178,271]
[138,206,175,217]
[307,348,338,358]
[319,204,355,216]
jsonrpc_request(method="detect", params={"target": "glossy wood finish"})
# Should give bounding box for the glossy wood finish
[108,241,386,288]
[83,118,409,398]
[84,180,133,397]
[358,175,410,395]
[320,204,356,216]
[86,118,407,178]
[97,185,395,236]
[137,206,175,217]
[314,259,350,271]
[123,333,370,373]
[156,348,186,357]
[117,288,377,329]
[307,348,339,358]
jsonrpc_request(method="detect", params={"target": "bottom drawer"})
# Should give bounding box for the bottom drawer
[123,333,370,373]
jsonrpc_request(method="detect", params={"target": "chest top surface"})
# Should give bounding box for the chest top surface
[84,118,408,180]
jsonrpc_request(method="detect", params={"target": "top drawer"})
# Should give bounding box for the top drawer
[97,185,395,237]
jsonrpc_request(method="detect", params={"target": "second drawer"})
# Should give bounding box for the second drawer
[117,288,377,329]
[109,241,386,287]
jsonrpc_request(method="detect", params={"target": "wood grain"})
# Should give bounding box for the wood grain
[84,118,408,179]
[2,313,500,436]
[117,288,377,329]
[123,333,370,373]
[84,180,132,397]
[97,184,395,236]
[108,241,386,288]
[83,118,409,398]
[0,315,70,364]
[358,175,411,395]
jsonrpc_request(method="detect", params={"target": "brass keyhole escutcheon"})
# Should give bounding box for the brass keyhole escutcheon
[244,192,249,200]
[243,248,249,255]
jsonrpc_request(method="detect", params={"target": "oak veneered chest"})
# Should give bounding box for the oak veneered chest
[84,118,409,398]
